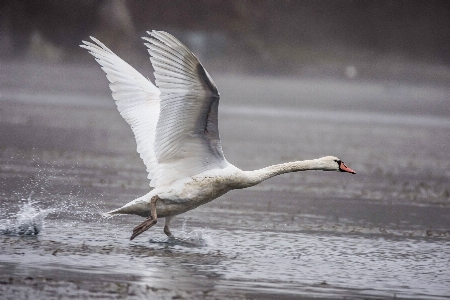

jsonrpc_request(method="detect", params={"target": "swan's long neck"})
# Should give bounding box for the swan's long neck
[240,158,330,188]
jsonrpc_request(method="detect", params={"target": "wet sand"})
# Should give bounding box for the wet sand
[1,60,450,299]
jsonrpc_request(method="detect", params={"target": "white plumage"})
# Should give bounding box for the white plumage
[81,31,355,240]
[81,36,160,182]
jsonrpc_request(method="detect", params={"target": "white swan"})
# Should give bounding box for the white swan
[80,31,355,240]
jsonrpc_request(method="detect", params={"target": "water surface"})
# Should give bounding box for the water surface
[1,62,450,299]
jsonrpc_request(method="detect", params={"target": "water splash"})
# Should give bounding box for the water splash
[148,218,215,247]
[0,194,106,236]
[0,192,54,236]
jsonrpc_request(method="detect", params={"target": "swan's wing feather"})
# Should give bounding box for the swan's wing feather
[144,31,227,186]
[80,38,160,182]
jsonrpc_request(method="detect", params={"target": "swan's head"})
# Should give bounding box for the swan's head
[320,156,356,174]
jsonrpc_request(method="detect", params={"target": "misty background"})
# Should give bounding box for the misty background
[2,0,450,83]
[1,2,450,298]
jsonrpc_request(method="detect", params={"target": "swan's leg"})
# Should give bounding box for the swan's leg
[130,195,159,240]
[164,216,174,237]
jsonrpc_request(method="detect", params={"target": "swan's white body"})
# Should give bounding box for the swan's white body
[113,164,244,218]
[81,31,355,239]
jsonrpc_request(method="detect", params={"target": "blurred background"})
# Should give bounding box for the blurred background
[2,2,450,298]
[2,0,450,82]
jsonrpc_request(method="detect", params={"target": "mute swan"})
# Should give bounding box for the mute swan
[80,31,355,240]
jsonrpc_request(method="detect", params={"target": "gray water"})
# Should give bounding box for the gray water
[1,61,450,299]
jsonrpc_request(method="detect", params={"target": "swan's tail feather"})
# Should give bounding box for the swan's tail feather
[103,193,154,218]
[100,208,126,219]
[103,205,147,218]
[104,208,124,216]
[101,212,116,219]
[101,209,123,218]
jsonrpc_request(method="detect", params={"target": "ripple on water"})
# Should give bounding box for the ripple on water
[147,220,215,247]
[211,229,450,298]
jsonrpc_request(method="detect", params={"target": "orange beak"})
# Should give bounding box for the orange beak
[339,161,356,174]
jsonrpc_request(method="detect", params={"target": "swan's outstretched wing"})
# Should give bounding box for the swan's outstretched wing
[80,38,160,182]
[143,31,228,187]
